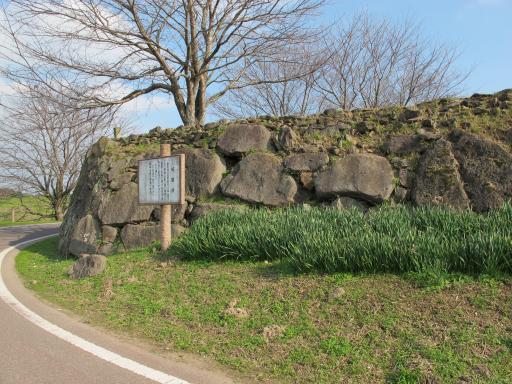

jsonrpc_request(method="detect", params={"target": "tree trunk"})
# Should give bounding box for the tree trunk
[195,75,207,126]
[54,199,64,221]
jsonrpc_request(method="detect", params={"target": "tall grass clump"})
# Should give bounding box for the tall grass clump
[169,204,512,275]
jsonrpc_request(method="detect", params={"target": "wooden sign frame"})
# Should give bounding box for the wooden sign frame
[138,153,185,206]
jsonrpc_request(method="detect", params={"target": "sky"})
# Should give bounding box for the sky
[130,0,512,132]
[2,0,509,133]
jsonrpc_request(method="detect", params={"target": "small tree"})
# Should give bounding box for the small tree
[316,14,467,110]
[1,0,324,127]
[0,84,117,220]
[214,14,467,117]
[214,45,327,118]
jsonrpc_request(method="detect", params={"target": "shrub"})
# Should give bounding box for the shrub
[169,204,512,275]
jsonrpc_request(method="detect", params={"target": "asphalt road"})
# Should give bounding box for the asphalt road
[0,223,235,384]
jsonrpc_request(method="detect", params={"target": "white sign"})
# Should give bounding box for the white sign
[138,155,185,205]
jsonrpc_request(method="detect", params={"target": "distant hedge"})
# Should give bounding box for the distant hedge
[170,204,512,275]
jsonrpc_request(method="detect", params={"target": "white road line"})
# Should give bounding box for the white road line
[0,234,190,384]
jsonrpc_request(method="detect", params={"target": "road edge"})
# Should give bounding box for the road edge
[0,235,190,384]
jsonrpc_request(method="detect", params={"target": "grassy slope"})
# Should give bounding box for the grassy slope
[0,195,56,226]
[17,237,512,384]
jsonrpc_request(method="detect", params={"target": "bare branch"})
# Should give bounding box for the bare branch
[1,0,325,126]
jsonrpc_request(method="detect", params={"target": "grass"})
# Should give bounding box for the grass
[16,236,512,383]
[0,195,56,226]
[170,204,512,275]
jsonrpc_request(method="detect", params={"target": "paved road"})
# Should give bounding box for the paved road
[0,224,234,384]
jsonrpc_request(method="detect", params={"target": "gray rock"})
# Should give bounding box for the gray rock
[173,147,226,197]
[188,203,247,223]
[299,172,314,191]
[412,139,470,210]
[283,153,329,172]
[315,154,394,203]
[107,158,131,182]
[399,169,414,188]
[68,254,106,279]
[110,172,134,191]
[90,137,110,158]
[221,153,297,206]
[68,215,100,257]
[383,135,423,155]
[98,183,154,225]
[121,223,186,250]
[330,196,368,212]
[58,146,107,257]
[278,127,298,150]
[101,225,118,243]
[448,131,512,212]
[217,124,271,157]
[97,243,117,256]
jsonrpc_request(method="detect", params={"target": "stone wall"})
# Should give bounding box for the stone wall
[59,89,512,257]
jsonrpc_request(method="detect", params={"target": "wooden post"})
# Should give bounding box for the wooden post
[160,142,172,252]
[11,208,15,223]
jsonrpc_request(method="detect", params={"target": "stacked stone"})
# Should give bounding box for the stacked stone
[59,89,512,257]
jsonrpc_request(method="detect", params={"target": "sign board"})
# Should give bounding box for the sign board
[138,154,185,205]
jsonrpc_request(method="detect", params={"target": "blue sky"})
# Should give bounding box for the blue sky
[131,0,512,132]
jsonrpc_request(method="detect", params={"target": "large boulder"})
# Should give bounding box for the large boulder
[68,254,107,279]
[98,182,154,225]
[67,215,100,257]
[220,153,297,206]
[283,153,329,172]
[315,154,394,203]
[448,131,512,212]
[59,151,107,257]
[121,223,186,250]
[101,225,118,243]
[217,124,271,157]
[411,139,470,210]
[173,147,226,197]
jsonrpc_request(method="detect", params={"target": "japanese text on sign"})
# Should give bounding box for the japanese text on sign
[138,156,182,204]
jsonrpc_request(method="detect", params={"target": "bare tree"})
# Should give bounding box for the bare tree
[1,0,324,127]
[214,14,467,118]
[316,14,467,110]
[214,44,327,118]
[0,83,117,220]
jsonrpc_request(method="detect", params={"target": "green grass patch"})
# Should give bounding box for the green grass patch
[0,195,56,226]
[16,237,512,383]
[170,204,512,275]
